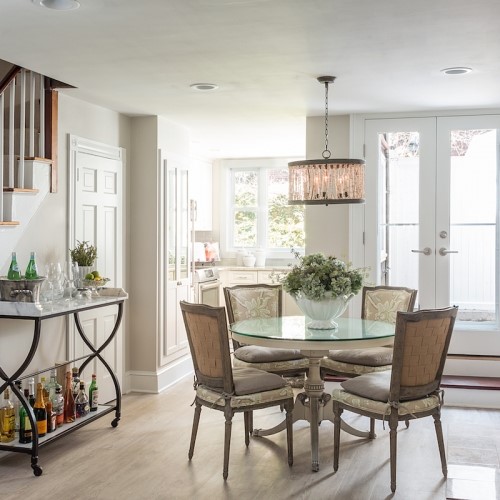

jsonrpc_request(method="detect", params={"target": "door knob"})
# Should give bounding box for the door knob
[411,247,432,256]
[439,248,458,256]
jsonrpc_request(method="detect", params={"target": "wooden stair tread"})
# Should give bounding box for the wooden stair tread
[3,187,39,193]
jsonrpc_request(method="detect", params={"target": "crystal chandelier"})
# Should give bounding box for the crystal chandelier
[288,76,365,205]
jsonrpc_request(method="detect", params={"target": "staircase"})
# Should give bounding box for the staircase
[0,60,63,270]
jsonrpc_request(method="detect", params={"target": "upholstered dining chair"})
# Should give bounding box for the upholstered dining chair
[332,306,458,493]
[321,286,417,378]
[224,284,309,378]
[180,300,294,480]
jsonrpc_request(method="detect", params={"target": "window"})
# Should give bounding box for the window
[222,159,305,256]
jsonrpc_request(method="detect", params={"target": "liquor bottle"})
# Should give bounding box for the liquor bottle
[75,381,90,418]
[45,369,58,401]
[52,385,64,428]
[25,251,39,279]
[40,376,49,405]
[0,388,16,443]
[88,374,98,412]
[28,378,35,407]
[19,389,32,444]
[7,252,21,280]
[71,367,80,401]
[33,383,47,438]
[45,398,56,433]
[63,371,76,424]
[12,380,22,435]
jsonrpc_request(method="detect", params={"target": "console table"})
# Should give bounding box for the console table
[0,288,127,476]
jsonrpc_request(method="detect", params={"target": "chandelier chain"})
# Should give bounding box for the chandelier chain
[323,81,331,159]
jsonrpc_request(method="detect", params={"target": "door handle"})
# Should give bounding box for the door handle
[411,247,432,256]
[439,248,458,256]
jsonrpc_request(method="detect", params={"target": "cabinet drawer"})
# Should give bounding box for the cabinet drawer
[227,270,258,284]
[257,270,275,284]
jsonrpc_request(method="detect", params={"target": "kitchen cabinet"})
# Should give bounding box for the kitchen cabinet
[221,267,302,316]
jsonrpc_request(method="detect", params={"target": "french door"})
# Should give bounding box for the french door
[364,114,500,355]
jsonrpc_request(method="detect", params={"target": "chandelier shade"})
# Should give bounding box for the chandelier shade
[288,76,365,205]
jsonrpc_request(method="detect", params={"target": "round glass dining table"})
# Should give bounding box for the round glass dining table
[230,316,395,472]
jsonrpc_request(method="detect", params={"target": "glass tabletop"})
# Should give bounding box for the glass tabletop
[230,316,395,344]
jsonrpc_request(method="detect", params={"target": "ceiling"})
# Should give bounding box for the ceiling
[1,0,499,159]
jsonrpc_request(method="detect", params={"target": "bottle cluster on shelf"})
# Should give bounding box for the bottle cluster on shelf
[0,368,99,444]
[7,251,39,280]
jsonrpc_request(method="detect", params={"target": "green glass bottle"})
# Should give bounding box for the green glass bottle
[19,389,32,444]
[25,252,39,280]
[88,374,99,412]
[7,252,21,280]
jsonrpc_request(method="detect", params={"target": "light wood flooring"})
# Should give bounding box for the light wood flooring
[1,378,499,500]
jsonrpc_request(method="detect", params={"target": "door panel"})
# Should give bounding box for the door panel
[365,115,500,356]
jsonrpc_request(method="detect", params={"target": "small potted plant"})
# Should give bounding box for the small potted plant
[69,241,97,286]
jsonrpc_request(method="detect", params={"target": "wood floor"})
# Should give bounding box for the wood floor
[1,377,499,500]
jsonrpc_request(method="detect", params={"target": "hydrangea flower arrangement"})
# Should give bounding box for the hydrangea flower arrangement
[275,250,367,301]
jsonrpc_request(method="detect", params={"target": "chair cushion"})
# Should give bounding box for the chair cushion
[340,371,392,402]
[233,367,290,395]
[327,347,393,367]
[235,345,304,362]
[332,388,441,416]
[320,357,391,376]
[233,356,309,374]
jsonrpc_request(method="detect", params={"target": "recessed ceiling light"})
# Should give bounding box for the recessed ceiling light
[440,67,472,75]
[190,83,219,92]
[33,0,80,10]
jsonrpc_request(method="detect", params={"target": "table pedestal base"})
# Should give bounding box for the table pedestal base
[252,350,371,471]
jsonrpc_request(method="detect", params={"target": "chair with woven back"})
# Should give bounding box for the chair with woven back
[180,300,294,480]
[224,284,309,379]
[332,306,458,493]
[321,285,417,378]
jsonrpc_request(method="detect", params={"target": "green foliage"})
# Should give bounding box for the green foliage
[274,250,368,301]
[69,240,97,266]
[268,194,304,248]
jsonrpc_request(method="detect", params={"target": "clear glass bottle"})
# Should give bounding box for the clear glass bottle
[75,381,90,418]
[0,388,16,443]
[33,383,47,438]
[12,380,22,435]
[19,388,32,444]
[71,367,80,401]
[52,385,64,428]
[7,252,21,280]
[64,371,76,424]
[45,369,58,401]
[25,251,39,279]
[28,378,35,407]
[88,374,98,412]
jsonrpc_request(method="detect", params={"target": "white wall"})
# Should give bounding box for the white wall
[0,93,131,383]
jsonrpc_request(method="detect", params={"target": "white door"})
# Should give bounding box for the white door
[364,115,500,356]
[69,135,124,403]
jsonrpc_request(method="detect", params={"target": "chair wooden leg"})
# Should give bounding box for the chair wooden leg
[249,410,253,434]
[285,400,294,466]
[333,402,343,472]
[369,418,376,439]
[389,414,398,493]
[244,411,250,446]
[433,413,448,477]
[223,413,233,480]
[188,402,202,460]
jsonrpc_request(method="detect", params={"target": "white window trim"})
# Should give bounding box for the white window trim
[219,157,303,260]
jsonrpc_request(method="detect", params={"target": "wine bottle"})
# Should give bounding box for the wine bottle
[0,388,16,443]
[25,251,39,279]
[12,380,22,435]
[40,376,49,405]
[75,381,90,418]
[45,398,56,433]
[28,378,35,407]
[52,385,64,428]
[19,389,32,444]
[63,371,76,424]
[33,383,47,438]
[7,252,21,280]
[88,374,98,412]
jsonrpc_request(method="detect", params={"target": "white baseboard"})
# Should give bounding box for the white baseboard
[443,387,500,409]
[126,356,193,394]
